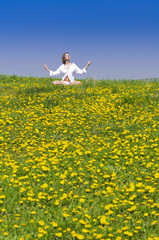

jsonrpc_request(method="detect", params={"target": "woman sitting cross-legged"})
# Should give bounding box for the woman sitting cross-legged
[43,52,92,85]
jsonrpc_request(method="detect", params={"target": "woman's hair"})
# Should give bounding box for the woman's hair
[62,52,69,64]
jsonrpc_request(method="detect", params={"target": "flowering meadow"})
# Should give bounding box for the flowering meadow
[0,75,159,240]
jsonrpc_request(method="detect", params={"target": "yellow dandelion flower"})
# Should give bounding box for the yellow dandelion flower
[85,214,91,219]
[126,182,135,192]
[51,222,58,227]
[144,213,148,216]
[71,231,77,237]
[31,211,36,214]
[105,204,114,210]
[40,183,48,189]
[63,212,70,217]
[13,224,19,228]
[127,206,136,212]
[38,233,43,238]
[100,216,109,225]
[38,220,45,226]
[60,174,66,179]
[154,172,159,178]
[152,220,158,225]
[55,200,60,205]
[79,219,86,225]
[66,228,71,232]
[55,232,62,237]
[124,231,133,236]
[82,229,89,233]
[135,226,141,229]
[149,187,156,193]
[0,195,5,199]
[116,237,122,240]
[77,234,84,240]
[3,232,8,236]
[96,234,103,239]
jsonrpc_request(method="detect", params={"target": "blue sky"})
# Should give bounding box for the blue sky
[0,0,159,80]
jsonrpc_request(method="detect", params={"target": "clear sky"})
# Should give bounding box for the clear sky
[0,0,159,80]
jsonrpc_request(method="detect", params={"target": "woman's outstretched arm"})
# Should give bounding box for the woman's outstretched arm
[74,61,92,74]
[85,61,92,70]
[43,64,62,76]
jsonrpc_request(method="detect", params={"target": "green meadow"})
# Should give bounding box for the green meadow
[0,75,159,240]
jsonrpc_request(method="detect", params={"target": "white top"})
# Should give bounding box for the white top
[49,63,86,83]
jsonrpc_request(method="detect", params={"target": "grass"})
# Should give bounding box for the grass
[0,75,159,240]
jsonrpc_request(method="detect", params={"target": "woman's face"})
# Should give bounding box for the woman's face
[65,53,70,62]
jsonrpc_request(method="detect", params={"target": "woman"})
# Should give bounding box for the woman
[43,52,92,85]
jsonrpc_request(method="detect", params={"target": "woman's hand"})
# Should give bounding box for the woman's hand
[87,61,92,66]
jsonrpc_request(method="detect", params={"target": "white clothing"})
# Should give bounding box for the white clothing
[49,63,86,83]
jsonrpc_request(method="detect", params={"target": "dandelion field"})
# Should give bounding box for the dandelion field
[0,75,159,240]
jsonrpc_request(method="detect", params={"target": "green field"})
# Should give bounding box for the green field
[0,75,159,240]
